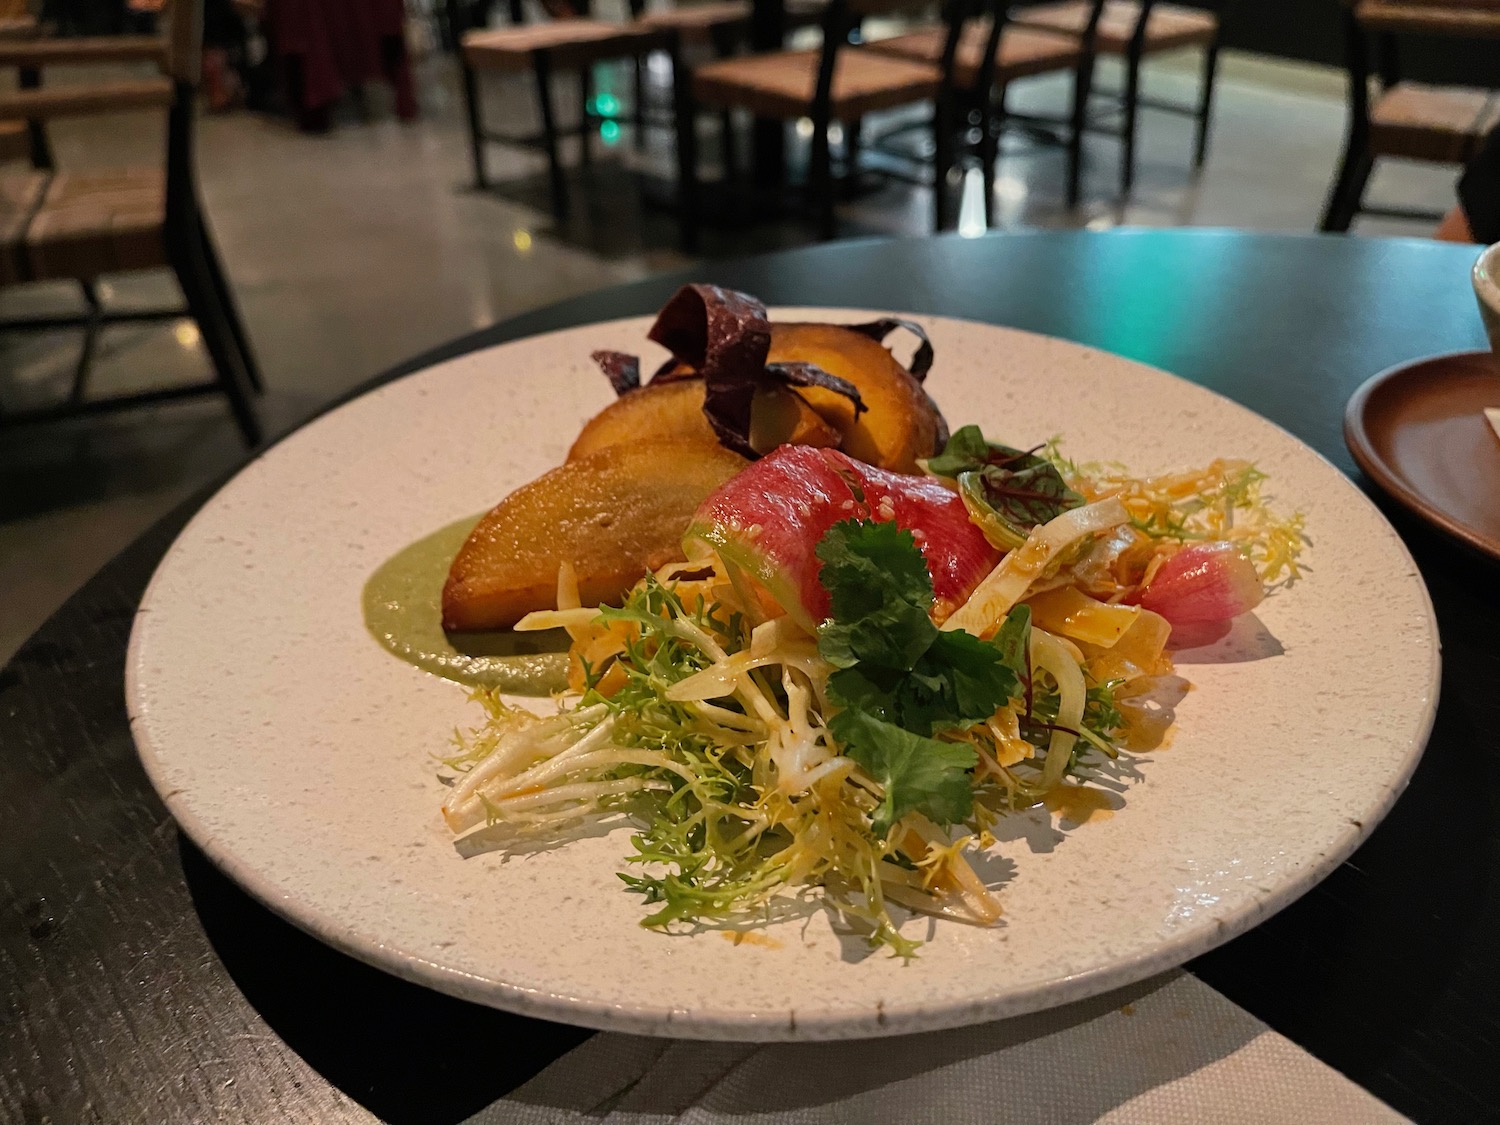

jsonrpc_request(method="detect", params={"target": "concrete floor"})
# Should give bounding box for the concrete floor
[0,45,1462,664]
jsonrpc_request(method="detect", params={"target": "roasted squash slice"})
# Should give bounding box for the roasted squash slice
[767,323,942,474]
[443,440,747,631]
[567,378,838,461]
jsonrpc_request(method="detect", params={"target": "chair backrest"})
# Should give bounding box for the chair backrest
[1353,0,1500,39]
[162,0,208,237]
[1337,0,1500,140]
[165,0,205,84]
[1342,0,1500,107]
[966,0,1104,94]
[809,0,987,125]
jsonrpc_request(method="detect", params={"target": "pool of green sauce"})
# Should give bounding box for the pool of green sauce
[362,516,570,696]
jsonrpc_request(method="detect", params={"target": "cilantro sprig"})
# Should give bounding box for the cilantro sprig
[815,520,1026,837]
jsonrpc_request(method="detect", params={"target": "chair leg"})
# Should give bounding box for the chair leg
[1121,50,1142,197]
[1067,58,1090,209]
[844,115,863,192]
[171,239,261,447]
[721,110,738,181]
[18,65,53,170]
[461,61,488,188]
[1193,42,1219,169]
[578,66,595,172]
[1319,146,1374,233]
[981,88,1003,228]
[68,280,102,407]
[533,53,570,219]
[811,118,835,240]
[633,55,647,150]
[933,97,955,232]
[675,80,700,253]
[194,214,263,394]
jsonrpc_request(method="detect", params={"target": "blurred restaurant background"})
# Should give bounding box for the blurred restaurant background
[0,0,1495,661]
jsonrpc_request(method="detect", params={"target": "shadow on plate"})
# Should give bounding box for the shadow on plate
[179,838,591,1125]
[1169,612,1285,665]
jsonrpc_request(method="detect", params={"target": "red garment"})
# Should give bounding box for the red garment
[263,0,418,127]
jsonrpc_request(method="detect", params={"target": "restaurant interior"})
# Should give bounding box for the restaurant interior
[2,1,1497,1123]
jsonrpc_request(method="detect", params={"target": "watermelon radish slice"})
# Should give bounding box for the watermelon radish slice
[685,446,1000,631]
[1139,541,1265,625]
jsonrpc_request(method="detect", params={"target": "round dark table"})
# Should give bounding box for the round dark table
[4,231,1496,1125]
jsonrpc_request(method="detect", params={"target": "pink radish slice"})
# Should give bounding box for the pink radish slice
[1140,541,1265,625]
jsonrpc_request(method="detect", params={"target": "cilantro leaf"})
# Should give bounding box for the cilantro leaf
[814,520,1028,836]
[922,629,1017,724]
[816,518,934,620]
[818,520,1021,736]
[827,709,977,837]
[819,600,936,672]
[816,520,938,670]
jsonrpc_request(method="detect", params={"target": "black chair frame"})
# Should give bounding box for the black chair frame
[623,0,750,156]
[676,0,976,248]
[1016,0,1224,198]
[0,79,263,447]
[1318,6,1471,233]
[458,0,683,220]
[986,0,1102,211]
[858,0,1003,223]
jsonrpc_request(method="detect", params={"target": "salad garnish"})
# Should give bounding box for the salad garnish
[437,429,1304,957]
[422,290,1307,957]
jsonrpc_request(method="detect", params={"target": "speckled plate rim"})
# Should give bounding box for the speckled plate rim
[126,311,1442,1042]
[1344,349,1500,564]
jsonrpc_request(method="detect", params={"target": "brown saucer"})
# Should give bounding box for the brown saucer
[1345,350,1500,561]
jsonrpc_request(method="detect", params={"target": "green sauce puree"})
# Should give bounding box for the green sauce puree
[361,516,570,695]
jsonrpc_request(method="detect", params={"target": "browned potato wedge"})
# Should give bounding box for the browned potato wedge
[568,378,838,461]
[569,379,714,460]
[443,441,747,631]
[767,323,941,473]
[748,384,841,452]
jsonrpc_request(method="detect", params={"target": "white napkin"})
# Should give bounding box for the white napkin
[465,971,1407,1125]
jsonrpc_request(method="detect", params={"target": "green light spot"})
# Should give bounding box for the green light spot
[596,93,621,116]
[601,121,621,145]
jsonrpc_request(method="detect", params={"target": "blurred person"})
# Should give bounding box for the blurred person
[128,0,262,111]
[1436,124,1499,244]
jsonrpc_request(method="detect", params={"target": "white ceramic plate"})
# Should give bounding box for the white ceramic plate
[127,312,1439,1041]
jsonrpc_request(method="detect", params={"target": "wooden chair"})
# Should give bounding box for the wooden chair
[1320,0,1500,232]
[0,9,42,166]
[1011,0,1221,194]
[0,0,263,446]
[867,0,1102,213]
[626,0,753,156]
[459,10,685,220]
[677,0,975,245]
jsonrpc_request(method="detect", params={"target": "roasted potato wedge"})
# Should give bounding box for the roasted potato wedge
[568,378,837,461]
[569,379,715,459]
[767,323,942,473]
[443,440,747,631]
[748,384,841,452]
